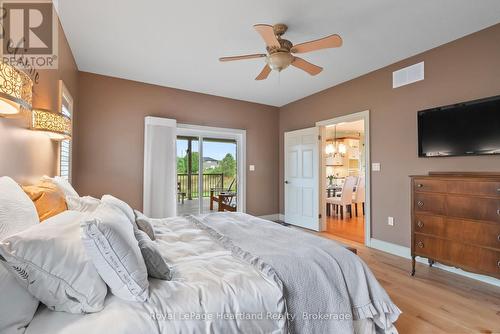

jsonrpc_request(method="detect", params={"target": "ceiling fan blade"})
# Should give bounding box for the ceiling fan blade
[219,54,267,62]
[291,57,323,76]
[253,24,281,49]
[291,34,342,54]
[255,64,272,80]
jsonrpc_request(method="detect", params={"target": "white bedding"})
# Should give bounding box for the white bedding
[26,216,286,334]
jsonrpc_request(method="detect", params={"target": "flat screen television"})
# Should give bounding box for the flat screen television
[418,95,500,157]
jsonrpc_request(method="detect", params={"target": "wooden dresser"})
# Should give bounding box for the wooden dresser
[410,172,500,278]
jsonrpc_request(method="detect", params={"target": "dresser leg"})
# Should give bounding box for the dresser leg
[428,259,435,267]
[411,256,416,276]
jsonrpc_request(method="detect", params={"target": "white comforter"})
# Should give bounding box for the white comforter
[26,216,286,334]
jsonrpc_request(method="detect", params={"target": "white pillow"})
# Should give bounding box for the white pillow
[101,194,135,224]
[0,176,40,240]
[42,176,79,199]
[67,195,101,213]
[0,211,107,314]
[0,266,38,334]
[81,203,149,302]
[0,176,39,333]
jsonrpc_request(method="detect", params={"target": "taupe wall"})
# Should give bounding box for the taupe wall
[73,72,280,216]
[0,20,78,183]
[279,24,500,247]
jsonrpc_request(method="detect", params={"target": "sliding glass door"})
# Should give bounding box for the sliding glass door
[201,138,237,214]
[176,135,238,215]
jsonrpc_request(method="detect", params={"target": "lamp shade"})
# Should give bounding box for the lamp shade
[31,109,72,140]
[0,62,32,115]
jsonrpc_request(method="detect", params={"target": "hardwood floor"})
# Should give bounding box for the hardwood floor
[326,204,365,243]
[318,233,500,333]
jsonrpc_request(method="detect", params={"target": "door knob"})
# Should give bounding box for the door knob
[285,181,289,184]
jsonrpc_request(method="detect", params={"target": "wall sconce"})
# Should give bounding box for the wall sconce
[31,109,72,140]
[0,62,33,116]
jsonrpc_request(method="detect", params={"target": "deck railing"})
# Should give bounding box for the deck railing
[177,173,224,199]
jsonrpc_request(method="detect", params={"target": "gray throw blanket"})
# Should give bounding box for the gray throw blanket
[188,213,400,334]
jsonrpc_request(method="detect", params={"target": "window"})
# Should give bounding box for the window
[59,81,73,181]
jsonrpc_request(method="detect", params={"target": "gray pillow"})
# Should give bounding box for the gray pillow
[134,210,155,240]
[134,229,171,280]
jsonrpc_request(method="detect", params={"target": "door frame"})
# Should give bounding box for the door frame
[316,110,371,246]
[176,123,247,213]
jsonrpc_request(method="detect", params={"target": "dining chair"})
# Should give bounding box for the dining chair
[326,176,357,219]
[352,175,365,216]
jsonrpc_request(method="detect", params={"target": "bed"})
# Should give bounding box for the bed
[0,176,400,334]
[25,213,400,334]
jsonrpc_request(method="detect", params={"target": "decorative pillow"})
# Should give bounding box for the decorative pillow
[134,228,171,280]
[0,176,40,333]
[0,176,40,240]
[134,210,156,240]
[22,182,68,221]
[81,203,149,302]
[0,211,107,314]
[66,195,101,213]
[42,176,79,200]
[0,266,39,334]
[101,194,135,225]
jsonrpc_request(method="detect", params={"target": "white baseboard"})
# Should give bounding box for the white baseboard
[259,214,286,222]
[258,214,280,221]
[370,238,500,287]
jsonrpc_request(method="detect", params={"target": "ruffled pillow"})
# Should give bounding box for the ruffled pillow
[81,203,149,302]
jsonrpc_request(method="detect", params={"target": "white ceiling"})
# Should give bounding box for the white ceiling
[55,0,500,107]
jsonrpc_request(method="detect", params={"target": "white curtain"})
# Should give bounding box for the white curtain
[143,117,177,218]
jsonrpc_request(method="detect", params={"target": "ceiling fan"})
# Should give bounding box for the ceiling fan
[219,23,342,80]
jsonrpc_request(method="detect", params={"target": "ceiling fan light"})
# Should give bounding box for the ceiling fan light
[266,52,293,71]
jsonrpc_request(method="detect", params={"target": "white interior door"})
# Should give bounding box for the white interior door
[284,127,320,231]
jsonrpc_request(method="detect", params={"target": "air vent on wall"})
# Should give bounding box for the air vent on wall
[392,62,424,88]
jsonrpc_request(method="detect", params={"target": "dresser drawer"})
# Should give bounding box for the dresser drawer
[415,215,500,249]
[413,179,447,193]
[446,195,500,222]
[414,235,500,277]
[414,193,445,215]
[447,180,500,198]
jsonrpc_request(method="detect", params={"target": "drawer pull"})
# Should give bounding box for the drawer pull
[498,234,500,242]
[497,209,500,216]
[417,241,424,248]
[417,221,424,228]
[417,201,424,208]
[498,260,500,269]
[416,183,423,188]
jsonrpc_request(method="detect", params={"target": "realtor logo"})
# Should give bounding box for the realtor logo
[1,0,58,69]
